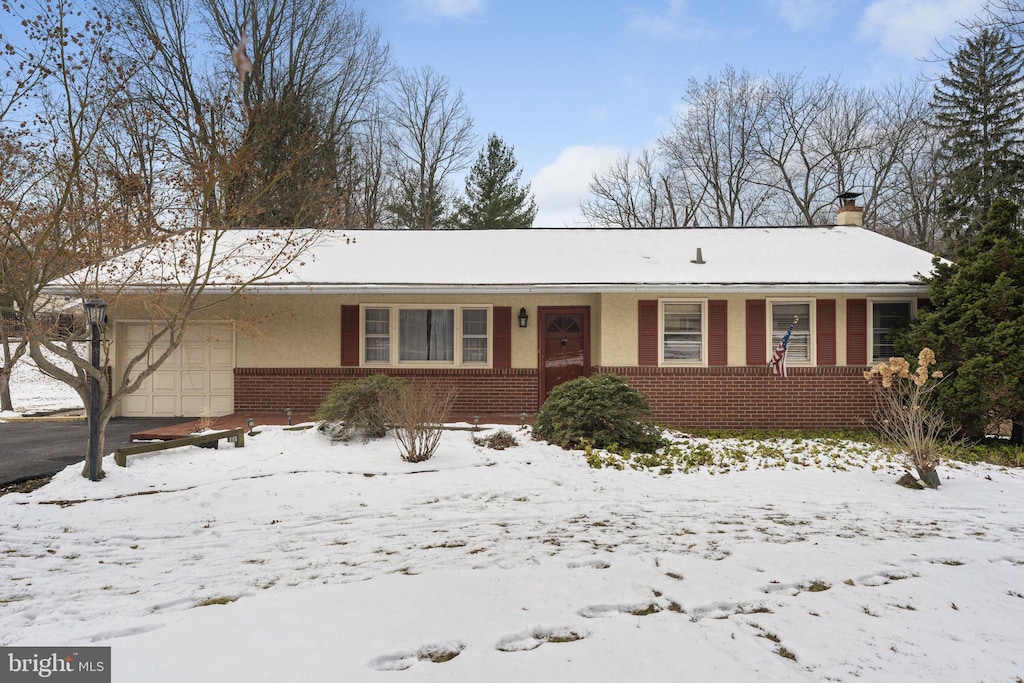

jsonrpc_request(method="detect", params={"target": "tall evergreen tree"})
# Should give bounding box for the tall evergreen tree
[902,198,1024,443]
[455,134,538,228]
[931,28,1024,252]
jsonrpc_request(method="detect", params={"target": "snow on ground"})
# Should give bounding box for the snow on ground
[1,426,1023,682]
[2,345,85,418]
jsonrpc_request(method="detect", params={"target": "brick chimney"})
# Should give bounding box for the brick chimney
[837,192,863,227]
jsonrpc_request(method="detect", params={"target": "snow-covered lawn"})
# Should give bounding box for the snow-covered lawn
[1,426,1022,682]
[2,346,84,418]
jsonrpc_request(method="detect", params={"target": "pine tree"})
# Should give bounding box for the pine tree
[455,134,538,228]
[931,28,1024,252]
[902,198,1024,443]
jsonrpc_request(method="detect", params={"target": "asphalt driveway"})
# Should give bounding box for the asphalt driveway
[0,417,188,485]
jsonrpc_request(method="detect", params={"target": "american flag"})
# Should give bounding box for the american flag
[769,318,797,378]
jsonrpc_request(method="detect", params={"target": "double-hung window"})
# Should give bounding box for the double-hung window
[661,300,705,364]
[769,301,812,363]
[871,300,913,362]
[362,305,491,367]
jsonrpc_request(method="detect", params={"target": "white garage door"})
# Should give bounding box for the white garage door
[120,322,235,417]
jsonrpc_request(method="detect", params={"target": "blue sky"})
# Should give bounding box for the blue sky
[0,1,988,226]
[363,0,988,225]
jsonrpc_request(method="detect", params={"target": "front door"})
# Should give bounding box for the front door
[539,307,590,403]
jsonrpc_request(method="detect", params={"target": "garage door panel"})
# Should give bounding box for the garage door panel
[181,371,208,392]
[151,370,179,392]
[150,348,181,370]
[122,394,150,416]
[180,396,211,416]
[124,367,152,394]
[210,345,233,366]
[122,322,234,418]
[182,344,209,366]
[124,324,152,342]
[151,395,178,416]
[209,395,233,415]
[123,342,150,366]
[210,370,233,392]
[181,325,207,343]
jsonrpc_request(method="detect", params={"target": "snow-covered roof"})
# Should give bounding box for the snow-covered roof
[255,226,937,295]
[55,226,941,296]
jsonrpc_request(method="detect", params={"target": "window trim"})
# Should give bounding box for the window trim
[868,298,916,363]
[766,298,815,366]
[359,304,493,368]
[659,298,708,366]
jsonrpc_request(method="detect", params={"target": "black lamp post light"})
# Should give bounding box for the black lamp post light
[83,298,107,481]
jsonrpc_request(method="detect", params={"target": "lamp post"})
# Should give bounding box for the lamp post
[83,298,106,481]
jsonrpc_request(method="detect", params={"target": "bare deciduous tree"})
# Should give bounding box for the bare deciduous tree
[386,66,475,230]
[581,147,700,227]
[756,74,875,225]
[2,1,324,478]
[659,66,775,226]
[585,66,946,249]
[199,0,391,227]
[346,99,396,230]
[863,81,947,252]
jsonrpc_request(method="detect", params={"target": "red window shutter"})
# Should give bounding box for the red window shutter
[638,300,658,366]
[745,300,766,365]
[340,305,359,367]
[847,299,867,365]
[708,300,728,366]
[816,299,836,366]
[493,306,512,368]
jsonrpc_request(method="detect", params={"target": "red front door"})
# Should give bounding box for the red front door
[539,307,590,403]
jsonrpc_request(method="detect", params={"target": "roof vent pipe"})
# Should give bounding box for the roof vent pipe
[691,247,705,264]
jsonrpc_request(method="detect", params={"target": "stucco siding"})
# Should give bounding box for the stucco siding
[230,293,601,369]
[108,291,902,372]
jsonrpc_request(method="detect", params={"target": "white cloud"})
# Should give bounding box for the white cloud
[772,0,842,30]
[858,0,987,59]
[405,0,486,20]
[530,146,623,227]
[626,0,712,41]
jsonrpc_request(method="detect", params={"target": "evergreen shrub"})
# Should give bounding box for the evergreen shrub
[314,374,405,443]
[533,373,664,453]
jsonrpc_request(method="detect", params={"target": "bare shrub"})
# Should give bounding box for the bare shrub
[380,383,457,463]
[192,411,214,433]
[864,348,953,487]
[472,429,519,450]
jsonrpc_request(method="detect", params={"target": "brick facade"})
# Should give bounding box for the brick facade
[234,367,539,417]
[234,365,875,430]
[598,366,875,430]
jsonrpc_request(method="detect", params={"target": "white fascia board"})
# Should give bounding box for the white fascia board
[216,282,931,296]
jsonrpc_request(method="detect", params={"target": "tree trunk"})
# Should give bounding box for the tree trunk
[0,325,27,413]
[1012,422,1023,446]
[0,368,12,413]
[1,323,14,412]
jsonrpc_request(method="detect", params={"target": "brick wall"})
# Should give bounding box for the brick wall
[234,367,539,416]
[597,366,875,430]
[234,365,875,430]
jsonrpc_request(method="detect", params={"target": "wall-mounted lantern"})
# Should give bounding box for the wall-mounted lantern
[518,307,529,328]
